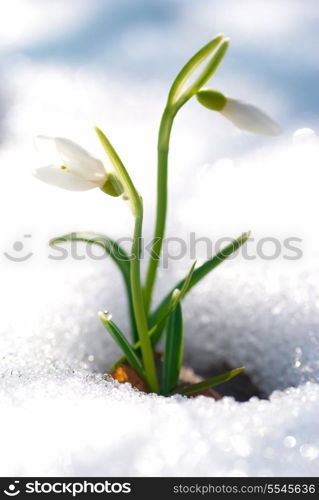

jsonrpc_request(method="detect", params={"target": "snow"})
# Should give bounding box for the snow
[1,372,319,476]
[1,0,319,478]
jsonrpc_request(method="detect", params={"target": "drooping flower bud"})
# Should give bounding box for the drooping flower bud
[196,89,281,136]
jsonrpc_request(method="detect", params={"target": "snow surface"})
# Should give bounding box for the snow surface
[1,372,319,477]
[1,0,319,477]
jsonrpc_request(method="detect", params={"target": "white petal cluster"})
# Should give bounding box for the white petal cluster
[221,98,282,136]
[34,136,108,191]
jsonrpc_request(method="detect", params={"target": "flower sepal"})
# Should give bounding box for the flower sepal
[100,173,124,197]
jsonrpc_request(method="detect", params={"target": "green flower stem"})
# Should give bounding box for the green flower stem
[131,204,159,394]
[144,37,229,313]
[95,127,159,392]
[144,106,176,312]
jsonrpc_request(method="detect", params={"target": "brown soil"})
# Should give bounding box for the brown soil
[108,363,221,400]
[196,361,263,401]
[107,356,262,401]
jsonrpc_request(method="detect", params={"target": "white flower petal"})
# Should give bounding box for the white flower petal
[54,137,96,161]
[54,137,106,180]
[33,165,96,191]
[35,135,108,187]
[34,135,61,164]
[221,99,282,136]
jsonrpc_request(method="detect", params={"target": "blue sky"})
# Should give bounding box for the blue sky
[1,0,318,125]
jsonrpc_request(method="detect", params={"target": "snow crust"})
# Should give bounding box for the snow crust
[1,370,319,476]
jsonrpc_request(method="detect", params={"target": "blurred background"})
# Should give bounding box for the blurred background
[1,0,319,394]
[1,0,318,241]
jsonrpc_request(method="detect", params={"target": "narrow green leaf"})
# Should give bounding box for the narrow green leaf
[162,302,184,395]
[112,261,194,371]
[50,232,138,342]
[50,231,130,280]
[159,261,196,319]
[167,34,229,107]
[111,325,155,371]
[175,260,197,304]
[176,367,245,396]
[150,232,250,330]
[111,291,175,371]
[113,232,249,367]
[95,127,141,216]
[99,312,145,378]
[186,40,229,100]
[112,227,248,369]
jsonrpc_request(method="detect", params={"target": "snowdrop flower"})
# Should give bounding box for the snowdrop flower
[196,89,281,136]
[34,136,120,195]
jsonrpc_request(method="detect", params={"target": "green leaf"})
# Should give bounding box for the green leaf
[111,290,176,371]
[185,39,229,103]
[162,302,184,395]
[50,232,138,342]
[111,324,157,372]
[99,311,145,378]
[95,127,141,216]
[176,367,245,396]
[158,260,197,322]
[150,232,250,331]
[112,260,194,371]
[167,35,229,107]
[174,260,197,305]
[112,231,249,370]
[113,230,249,366]
[50,231,130,278]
